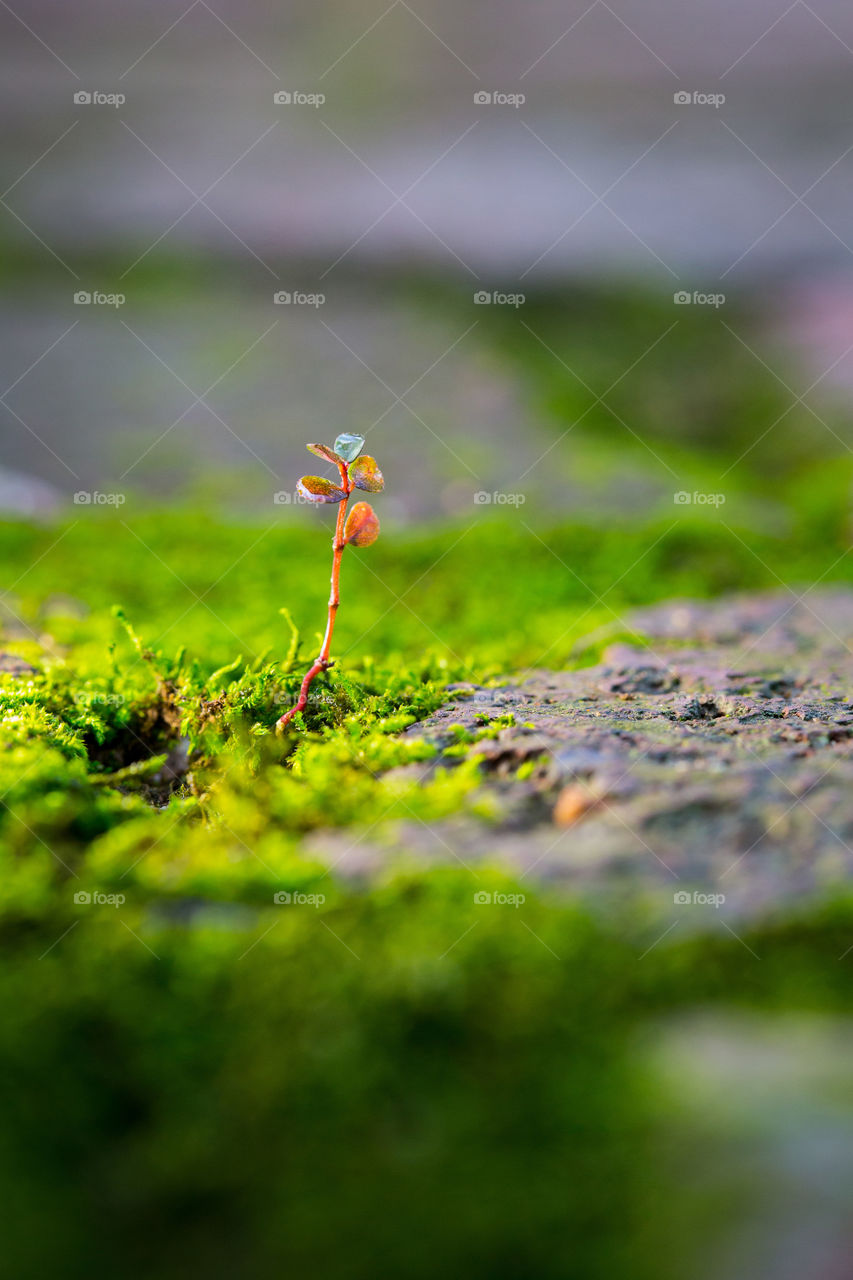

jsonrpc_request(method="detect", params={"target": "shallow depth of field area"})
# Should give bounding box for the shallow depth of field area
[3,273,853,1279]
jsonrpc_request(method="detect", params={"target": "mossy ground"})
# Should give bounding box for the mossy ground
[3,282,853,1278]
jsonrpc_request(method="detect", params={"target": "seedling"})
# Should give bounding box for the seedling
[276,433,383,733]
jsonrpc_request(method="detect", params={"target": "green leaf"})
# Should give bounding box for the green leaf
[348,455,384,493]
[343,501,380,547]
[334,433,365,463]
[297,475,347,503]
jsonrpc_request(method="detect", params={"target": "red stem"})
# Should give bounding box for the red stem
[276,460,351,733]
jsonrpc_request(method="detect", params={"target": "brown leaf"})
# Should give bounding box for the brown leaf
[348,455,384,493]
[343,501,380,547]
[306,443,345,466]
[297,475,347,503]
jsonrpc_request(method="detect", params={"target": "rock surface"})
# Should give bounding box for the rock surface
[309,589,853,920]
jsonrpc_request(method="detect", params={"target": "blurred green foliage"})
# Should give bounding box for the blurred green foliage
[3,867,853,1280]
[441,278,853,496]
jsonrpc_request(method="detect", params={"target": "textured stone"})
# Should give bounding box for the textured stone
[308,590,853,918]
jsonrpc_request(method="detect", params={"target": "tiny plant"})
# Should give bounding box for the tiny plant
[276,433,383,734]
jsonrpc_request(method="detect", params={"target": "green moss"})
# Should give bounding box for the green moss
[0,506,851,907]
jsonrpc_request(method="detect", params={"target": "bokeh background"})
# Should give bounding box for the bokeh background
[4,0,853,526]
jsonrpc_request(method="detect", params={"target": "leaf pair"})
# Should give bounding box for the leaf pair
[292,486,379,544]
[306,433,366,467]
[297,448,384,505]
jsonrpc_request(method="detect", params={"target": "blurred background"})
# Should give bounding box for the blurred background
[4,0,853,526]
